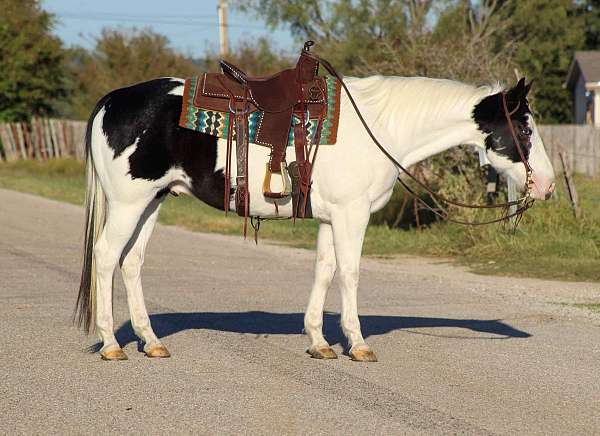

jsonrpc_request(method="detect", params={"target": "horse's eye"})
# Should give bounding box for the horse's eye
[521,127,532,136]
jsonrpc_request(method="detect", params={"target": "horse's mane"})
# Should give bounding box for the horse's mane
[346,75,504,127]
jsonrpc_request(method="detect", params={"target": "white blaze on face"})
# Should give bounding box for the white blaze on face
[526,115,556,199]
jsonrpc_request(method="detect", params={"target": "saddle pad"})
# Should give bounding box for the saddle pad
[179,74,341,147]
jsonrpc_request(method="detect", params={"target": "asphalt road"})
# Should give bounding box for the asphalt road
[1,188,599,435]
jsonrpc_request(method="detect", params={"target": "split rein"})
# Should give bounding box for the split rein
[315,56,536,228]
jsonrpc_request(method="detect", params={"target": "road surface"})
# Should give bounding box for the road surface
[1,189,598,435]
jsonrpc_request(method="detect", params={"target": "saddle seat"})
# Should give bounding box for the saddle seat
[220,60,316,112]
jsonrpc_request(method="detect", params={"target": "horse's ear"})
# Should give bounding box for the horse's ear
[506,77,527,104]
[525,79,534,95]
[515,77,526,96]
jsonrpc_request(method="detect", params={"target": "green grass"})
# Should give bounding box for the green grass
[1,158,599,282]
[576,304,600,313]
[560,303,600,313]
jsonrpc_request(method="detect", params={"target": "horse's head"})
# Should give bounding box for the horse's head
[473,78,555,200]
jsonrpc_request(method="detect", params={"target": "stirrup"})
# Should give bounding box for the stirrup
[262,162,292,199]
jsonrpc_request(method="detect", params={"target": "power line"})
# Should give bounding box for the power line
[55,13,266,29]
[53,11,215,19]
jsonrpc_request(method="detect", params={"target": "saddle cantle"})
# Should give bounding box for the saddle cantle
[179,41,341,233]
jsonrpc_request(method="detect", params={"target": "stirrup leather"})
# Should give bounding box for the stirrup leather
[262,162,292,199]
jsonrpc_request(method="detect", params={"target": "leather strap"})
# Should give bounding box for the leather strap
[266,108,293,173]
[233,99,250,236]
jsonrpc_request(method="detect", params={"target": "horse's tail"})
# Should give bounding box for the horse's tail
[75,109,107,333]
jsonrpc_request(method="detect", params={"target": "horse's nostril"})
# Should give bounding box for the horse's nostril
[545,191,553,200]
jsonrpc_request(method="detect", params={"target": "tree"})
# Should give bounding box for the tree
[235,0,587,123]
[577,0,600,48]
[234,1,514,81]
[370,1,515,83]
[200,38,293,76]
[64,28,201,120]
[496,0,584,123]
[234,0,413,73]
[0,0,67,121]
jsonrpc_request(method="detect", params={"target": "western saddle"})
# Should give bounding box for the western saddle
[195,41,329,233]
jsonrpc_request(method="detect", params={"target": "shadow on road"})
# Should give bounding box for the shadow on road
[92,311,531,352]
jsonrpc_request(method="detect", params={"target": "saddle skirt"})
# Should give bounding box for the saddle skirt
[178,73,341,148]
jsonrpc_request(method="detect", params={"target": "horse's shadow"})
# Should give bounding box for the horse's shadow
[90,311,531,352]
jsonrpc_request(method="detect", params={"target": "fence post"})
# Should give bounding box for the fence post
[0,124,17,161]
[559,151,582,219]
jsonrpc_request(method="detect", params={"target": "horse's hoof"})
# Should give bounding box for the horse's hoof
[100,347,128,361]
[307,346,338,359]
[145,343,171,358]
[349,347,378,362]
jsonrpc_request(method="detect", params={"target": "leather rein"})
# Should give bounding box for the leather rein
[314,55,535,227]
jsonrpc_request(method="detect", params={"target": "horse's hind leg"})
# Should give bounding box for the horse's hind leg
[119,196,170,358]
[94,199,151,360]
[305,222,338,359]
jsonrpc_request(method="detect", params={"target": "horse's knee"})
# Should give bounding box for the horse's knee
[317,255,336,276]
[317,250,336,268]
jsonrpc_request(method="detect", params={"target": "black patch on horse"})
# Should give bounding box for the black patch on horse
[97,78,227,210]
[472,78,533,163]
[101,78,181,158]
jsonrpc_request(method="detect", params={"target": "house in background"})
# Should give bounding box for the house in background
[566,51,600,126]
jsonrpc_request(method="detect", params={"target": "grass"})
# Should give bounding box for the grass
[559,303,600,313]
[575,304,600,313]
[1,158,599,282]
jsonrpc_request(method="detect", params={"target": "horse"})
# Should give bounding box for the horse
[75,74,555,361]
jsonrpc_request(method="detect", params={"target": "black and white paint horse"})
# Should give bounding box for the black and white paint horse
[76,75,555,361]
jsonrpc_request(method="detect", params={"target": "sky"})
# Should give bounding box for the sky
[42,0,296,58]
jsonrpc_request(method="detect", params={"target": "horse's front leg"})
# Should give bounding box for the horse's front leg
[305,222,338,359]
[331,202,377,362]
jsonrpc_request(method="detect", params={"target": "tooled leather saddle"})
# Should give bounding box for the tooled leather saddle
[191,41,331,233]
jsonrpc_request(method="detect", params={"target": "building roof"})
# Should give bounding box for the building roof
[566,51,600,90]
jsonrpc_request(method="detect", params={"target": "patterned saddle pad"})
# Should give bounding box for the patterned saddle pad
[178,74,341,147]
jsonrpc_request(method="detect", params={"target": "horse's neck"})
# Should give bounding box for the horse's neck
[354,76,491,167]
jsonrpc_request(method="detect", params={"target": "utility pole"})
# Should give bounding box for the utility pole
[218,0,229,59]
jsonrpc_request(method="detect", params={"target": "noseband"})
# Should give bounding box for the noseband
[315,55,535,227]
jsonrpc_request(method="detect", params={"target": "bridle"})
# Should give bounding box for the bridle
[314,54,536,228]
[501,91,534,199]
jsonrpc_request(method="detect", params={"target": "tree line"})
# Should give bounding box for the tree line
[1,0,599,124]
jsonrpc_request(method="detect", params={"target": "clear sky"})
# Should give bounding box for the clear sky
[42,0,296,58]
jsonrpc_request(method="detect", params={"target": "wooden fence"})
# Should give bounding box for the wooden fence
[0,118,86,161]
[539,125,600,177]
